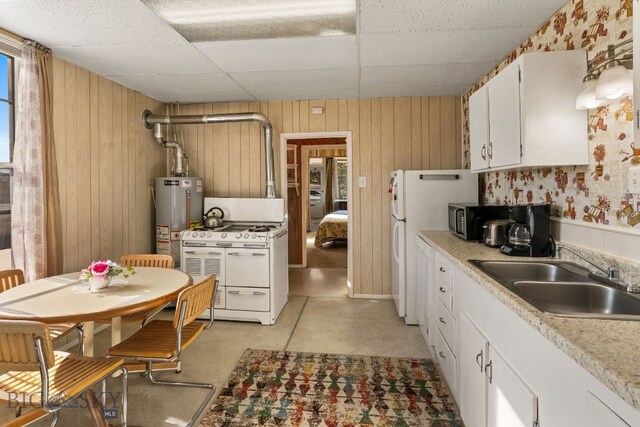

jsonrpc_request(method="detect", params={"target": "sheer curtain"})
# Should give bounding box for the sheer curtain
[324,158,333,213]
[12,40,62,281]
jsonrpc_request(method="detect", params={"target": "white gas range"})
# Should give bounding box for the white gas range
[180,197,288,325]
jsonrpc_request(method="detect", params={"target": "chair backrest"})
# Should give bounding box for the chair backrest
[173,275,216,329]
[120,254,174,269]
[0,320,55,371]
[0,269,25,292]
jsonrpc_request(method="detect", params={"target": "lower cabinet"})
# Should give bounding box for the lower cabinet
[459,312,538,427]
[585,392,632,427]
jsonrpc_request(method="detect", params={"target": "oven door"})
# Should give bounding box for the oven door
[181,247,226,309]
[226,248,270,288]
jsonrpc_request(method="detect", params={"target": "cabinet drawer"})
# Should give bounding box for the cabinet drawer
[434,329,456,393]
[436,298,456,354]
[436,280,453,311]
[225,287,270,312]
[435,254,452,290]
[225,248,270,288]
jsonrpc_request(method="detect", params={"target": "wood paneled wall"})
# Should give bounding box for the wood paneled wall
[52,57,166,273]
[172,97,462,295]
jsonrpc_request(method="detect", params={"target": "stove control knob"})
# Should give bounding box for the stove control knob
[191,232,198,238]
[244,233,249,239]
[236,233,242,239]
[251,233,257,239]
[206,232,212,238]
[200,232,205,237]
[221,233,227,238]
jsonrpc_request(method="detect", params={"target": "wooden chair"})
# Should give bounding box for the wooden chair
[97,254,175,327]
[0,320,128,426]
[0,269,84,351]
[108,275,217,427]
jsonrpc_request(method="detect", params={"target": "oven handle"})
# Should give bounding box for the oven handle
[228,290,267,296]
[228,252,266,257]
[184,250,222,255]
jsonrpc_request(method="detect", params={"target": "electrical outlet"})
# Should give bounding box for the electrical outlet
[358,176,367,188]
[629,167,640,193]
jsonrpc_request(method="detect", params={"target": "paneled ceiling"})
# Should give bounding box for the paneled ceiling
[0,0,566,103]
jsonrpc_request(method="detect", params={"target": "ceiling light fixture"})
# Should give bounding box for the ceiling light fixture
[141,0,357,42]
[576,38,633,110]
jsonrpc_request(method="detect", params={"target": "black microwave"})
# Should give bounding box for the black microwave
[448,203,510,241]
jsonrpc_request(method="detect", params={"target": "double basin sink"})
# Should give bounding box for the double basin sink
[469,260,640,320]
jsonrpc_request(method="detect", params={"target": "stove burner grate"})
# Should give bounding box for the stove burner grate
[248,225,276,233]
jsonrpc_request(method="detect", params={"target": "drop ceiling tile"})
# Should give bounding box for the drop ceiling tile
[146,91,256,103]
[194,36,357,72]
[360,0,566,33]
[361,63,496,88]
[360,28,537,67]
[360,84,470,98]
[230,68,358,91]
[0,0,185,47]
[107,73,244,95]
[53,44,221,76]
[248,87,358,101]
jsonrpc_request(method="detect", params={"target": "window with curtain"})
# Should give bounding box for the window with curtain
[0,51,16,269]
[336,158,347,200]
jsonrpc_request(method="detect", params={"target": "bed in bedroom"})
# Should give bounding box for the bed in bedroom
[314,210,348,248]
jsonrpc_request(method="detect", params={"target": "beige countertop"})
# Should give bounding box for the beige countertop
[419,230,640,412]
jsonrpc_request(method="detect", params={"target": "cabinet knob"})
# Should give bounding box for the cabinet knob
[476,350,484,372]
[485,360,493,384]
[439,317,446,324]
[439,266,446,272]
[439,351,446,360]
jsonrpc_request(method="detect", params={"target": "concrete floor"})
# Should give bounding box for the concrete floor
[6,296,429,427]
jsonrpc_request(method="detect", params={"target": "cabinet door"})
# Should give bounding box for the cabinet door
[584,392,631,427]
[487,345,538,427]
[488,63,521,169]
[416,238,429,342]
[469,85,490,171]
[459,312,489,427]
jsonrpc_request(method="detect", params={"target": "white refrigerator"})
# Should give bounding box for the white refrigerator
[391,169,478,325]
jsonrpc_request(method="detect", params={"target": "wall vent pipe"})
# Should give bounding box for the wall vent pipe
[143,109,276,198]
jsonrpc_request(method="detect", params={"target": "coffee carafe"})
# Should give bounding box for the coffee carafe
[500,203,552,257]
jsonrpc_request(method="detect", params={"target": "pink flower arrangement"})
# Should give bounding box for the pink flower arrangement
[80,259,135,282]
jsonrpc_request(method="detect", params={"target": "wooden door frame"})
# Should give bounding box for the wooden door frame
[280,132,353,298]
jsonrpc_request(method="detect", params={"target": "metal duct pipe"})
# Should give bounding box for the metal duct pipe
[143,110,276,198]
[152,123,186,176]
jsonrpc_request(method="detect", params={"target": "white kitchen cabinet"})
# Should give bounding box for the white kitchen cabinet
[459,312,538,427]
[416,237,432,345]
[458,312,489,427]
[487,344,538,427]
[585,391,631,427]
[469,50,587,172]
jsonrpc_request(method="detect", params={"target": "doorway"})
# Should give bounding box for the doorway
[280,132,353,298]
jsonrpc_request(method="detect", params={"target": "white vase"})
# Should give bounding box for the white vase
[89,276,112,291]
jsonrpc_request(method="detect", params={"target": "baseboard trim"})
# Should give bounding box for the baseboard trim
[353,294,393,299]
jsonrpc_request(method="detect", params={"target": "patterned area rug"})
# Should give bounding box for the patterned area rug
[201,349,463,426]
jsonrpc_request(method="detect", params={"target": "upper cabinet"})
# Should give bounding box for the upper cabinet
[469,51,588,172]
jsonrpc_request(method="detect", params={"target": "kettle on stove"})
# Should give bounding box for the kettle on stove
[203,207,224,229]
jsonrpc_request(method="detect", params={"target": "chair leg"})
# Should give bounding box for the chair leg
[121,367,128,427]
[49,411,59,427]
[145,361,215,427]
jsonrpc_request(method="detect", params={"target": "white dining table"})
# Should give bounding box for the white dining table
[0,267,192,356]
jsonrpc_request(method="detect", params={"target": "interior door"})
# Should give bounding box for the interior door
[459,312,490,427]
[488,63,522,169]
[391,216,406,317]
[487,344,538,427]
[469,85,490,171]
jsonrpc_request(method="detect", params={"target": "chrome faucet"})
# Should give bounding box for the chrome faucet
[555,243,640,293]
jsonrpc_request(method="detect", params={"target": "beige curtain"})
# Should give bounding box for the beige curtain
[12,40,62,281]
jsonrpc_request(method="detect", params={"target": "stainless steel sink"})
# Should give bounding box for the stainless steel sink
[469,260,640,320]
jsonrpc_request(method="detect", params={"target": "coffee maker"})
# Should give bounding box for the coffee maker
[500,203,553,257]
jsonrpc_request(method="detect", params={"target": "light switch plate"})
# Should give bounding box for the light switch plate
[629,167,640,193]
[358,176,367,188]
